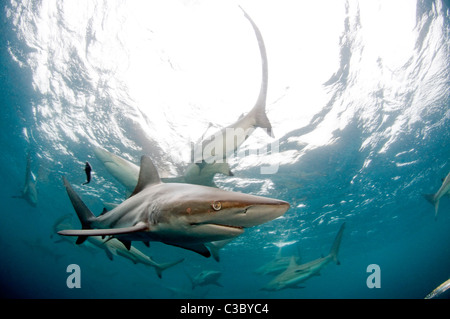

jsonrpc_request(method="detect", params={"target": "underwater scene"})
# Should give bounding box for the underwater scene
[1,0,449,300]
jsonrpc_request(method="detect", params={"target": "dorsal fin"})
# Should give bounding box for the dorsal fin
[130,156,161,197]
[288,256,298,268]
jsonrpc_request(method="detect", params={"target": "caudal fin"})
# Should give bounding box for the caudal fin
[329,222,346,265]
[423,194,439,218]
[241,6,273,138]
[62,176,96,244]
[154,258,185,279]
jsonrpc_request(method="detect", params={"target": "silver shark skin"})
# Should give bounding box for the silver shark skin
[255,248,302,276]
[195,7,272,166]
[93,146,231,190]
[52,214,183,277]
[187,270,223,290]
[58,155,290,258]
[93,146,140,195]
[13,152,38,207]
[262,223,345,291]
[87,237,184,278]
[93,8,269,188]
[423,172,450,218]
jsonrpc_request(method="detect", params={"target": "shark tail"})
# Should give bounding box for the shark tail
[62,176,97,245]
[423,194,439,218]
[240,6,273,138]
[154,258,185,279]
[329,222,346,265]
[250,103,273,138]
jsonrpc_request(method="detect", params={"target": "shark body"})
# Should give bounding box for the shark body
[13,152,38,207]
[53,214,183,277]
[58,155,289,258]
[93,8,270,188]
[188,270,223,290]
[86,236,184,278]
[195,7,272,167]
[262,223,345,291]
[93,146,231,190]
[255,249,302,276]
[423,172,450,218]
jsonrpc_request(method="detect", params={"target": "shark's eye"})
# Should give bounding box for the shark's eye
[211,201,222,211]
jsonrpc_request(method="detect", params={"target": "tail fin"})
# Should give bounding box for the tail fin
[329,222,345,265]
[154,258,185,279]
[240,6,273,138]
[423,194,439,218]
[62,176,96,244]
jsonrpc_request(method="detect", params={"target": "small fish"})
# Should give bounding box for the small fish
[82,161,92,185]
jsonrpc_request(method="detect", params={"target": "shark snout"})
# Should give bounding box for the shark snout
[239,200,289,228]
[206,198,290,229]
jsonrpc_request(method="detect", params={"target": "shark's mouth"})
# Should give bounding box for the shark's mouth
[190,223,243,230]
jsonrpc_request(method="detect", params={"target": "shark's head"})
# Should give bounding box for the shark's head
[148,182,290,243]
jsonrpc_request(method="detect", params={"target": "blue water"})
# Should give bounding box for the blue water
[1,0,449,299]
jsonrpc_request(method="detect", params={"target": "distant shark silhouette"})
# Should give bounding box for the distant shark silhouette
[423,172,450,219]
[262,223,345,291]
[12,151,38,207]
[187,270,223,290]
[53,214,184,278]
[255,245,302,276]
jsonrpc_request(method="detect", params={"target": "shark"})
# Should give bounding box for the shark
[93,147,237,261]
[93,8,270,188]
[52,214,183,278]
[86,236,184,279]
[12,151,38,207]
[194,6,272,167]
[57,155,290,258]
[187,270,223,290]
[93,146,140,195]
[423,172,450,218]
[93,146,232,191]
[262,223,345,291]
[255,246,302,276]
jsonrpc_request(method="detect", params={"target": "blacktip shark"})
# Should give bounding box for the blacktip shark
[58,155,289,258]
[86,237,184,279]
[52,214,183,278]
[187,270,223,290]
[255,246,302,276]
[262,223,345,291]
[93,146,232,190]
[93,146,236,261]
[12,151,38,207]
[423,172,450,218]
[93,6,270,188]
[194,7,272,167]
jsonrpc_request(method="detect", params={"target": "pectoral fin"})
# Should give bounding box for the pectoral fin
[167,242,211,258]
[57,222,148,237]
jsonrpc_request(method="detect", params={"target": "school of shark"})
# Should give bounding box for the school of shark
[12,5,449,299]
